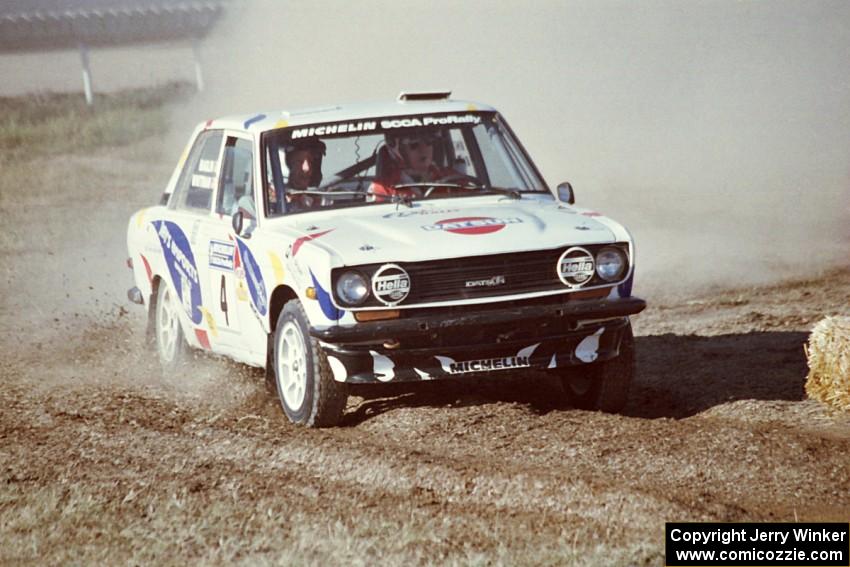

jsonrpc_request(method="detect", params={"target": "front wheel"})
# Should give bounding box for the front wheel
[557,322,635,413]
[154,280,190,372]
[272,300,347,427]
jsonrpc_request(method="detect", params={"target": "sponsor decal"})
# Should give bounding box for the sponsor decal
[289,114,481,140]
[236,280,249,302]
[381,114,481,129]
[370,350,395,382]
[575,328,604,363]
[292,229,334,257]
[209,240,235,271]
[436,343,540,375]
[582,211,603,217]
[235,238,268,317]
[268,251,285,285]
[292,121,377,139]
[372,264,411,305]
[422,216,523,235]
[191,173,215,190]
[152,220,202,325]
[414,368,434,381]
[198,159,217,173]
[139,253,153,284]
[382,208,460,219]
[194,328,211,350]
[200,306,218,338]
[575,222,606,231]
[557,246,595,288]
[243,113,266,129]
[135,207,147,228]
[309,270,345,321]
[465,275,506,288]
[326,356,348,383]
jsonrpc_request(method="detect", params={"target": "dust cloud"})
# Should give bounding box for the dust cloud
[3,1,849,297]
[187,0,850,297]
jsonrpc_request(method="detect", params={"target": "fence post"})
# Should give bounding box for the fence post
[79,42,93,105]
[192,40,204,93]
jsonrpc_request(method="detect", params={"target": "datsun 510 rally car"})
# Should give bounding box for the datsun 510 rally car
[126,91,646,427]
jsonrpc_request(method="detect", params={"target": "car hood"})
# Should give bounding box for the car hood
[266,195,629,266]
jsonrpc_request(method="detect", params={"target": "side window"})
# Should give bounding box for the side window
[473,123,523,188]
[216,137,254,217]
[172,130,223,212]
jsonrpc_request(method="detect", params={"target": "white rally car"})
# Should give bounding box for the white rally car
[126,91,645,427]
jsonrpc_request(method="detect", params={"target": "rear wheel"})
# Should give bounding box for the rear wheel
[272,300,347,427]
[154,281,190,372]
[558,322,635,413]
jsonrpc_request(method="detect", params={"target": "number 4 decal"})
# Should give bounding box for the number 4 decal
[220,274,229,325]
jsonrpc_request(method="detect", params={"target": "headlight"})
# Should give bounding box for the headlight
[335,271,370,305]
[595,247,626,281]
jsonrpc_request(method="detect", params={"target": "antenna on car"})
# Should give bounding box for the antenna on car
[398,90,452,102]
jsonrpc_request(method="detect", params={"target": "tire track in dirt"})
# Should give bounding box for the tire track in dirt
[2,142,849,564]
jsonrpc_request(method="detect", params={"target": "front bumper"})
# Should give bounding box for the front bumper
[311,296,645,384]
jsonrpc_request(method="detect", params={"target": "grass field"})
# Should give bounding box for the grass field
[0,83,190,163]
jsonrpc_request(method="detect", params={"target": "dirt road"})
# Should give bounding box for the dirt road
[1,141,849,565]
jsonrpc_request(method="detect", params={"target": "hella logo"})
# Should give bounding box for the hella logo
[372,263,411,305]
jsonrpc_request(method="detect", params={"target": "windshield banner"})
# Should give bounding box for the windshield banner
[290,113,482,140]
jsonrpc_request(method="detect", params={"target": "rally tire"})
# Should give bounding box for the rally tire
[558,322,635,413]
[264,332,277,394]
[272,300,347,427]
[154,280,191,372]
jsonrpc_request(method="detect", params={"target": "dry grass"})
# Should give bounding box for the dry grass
[805,316,850,411]
[0,83,190,163]
[1,479,663,566]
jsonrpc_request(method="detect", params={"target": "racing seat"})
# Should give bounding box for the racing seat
[373,143,399,183]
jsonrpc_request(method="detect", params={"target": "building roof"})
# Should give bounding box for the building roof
[0,0,226,53]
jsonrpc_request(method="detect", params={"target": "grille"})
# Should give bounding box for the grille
[333,243,629,307]
[404,249,562,302]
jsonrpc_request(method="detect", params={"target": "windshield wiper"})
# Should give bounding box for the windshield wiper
[283,188,414,208]
[393,182,522,200]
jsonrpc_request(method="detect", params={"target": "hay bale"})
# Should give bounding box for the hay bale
[805,316,850,411]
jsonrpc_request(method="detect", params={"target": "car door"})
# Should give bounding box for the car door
[159,129,224,351]
[196,132,257,357]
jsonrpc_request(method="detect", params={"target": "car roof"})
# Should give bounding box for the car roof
[206,97,498,134]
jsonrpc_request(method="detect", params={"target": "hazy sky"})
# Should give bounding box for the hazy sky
[3,0,848,292]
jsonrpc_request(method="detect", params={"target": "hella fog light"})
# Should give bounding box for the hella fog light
[336,271,369,305]
[595,247,626,281]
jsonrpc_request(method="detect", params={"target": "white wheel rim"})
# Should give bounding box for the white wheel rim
[157,286,180,362]
[277,320,308,411]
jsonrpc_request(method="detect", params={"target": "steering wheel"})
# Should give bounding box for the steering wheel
[436,173,483,185]
[423,173,484,198]
[319,177,372,199]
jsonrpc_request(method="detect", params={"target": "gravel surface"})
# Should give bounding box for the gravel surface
[2,141,849,565]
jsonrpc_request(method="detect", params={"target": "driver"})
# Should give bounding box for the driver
[284,138,326,211]
[371,131,455,201]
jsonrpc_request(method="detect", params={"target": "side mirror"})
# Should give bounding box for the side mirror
[232,211,244,236]
[557,181,575,205]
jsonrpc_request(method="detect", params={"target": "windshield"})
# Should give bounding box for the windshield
[262,111,549,216]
